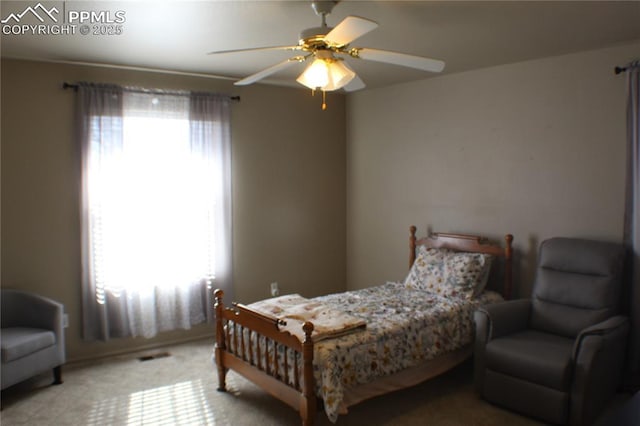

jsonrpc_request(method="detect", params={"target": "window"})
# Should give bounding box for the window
[78,84,232,340]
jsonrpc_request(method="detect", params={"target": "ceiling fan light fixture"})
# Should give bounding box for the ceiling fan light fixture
[296,56,356,91]
[324,59,356,90]
[297,58,330,89]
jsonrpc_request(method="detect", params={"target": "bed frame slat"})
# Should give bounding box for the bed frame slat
[248,330,254,365]
[274,343,280,378]
[293,352,299,390]
[240,325,246,361]
[257,336,262,370]
[284,348,290,384]
[265,339,271,375]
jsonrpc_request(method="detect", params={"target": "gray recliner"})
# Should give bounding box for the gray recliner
[474,238,628,425]
[1,289,66,390]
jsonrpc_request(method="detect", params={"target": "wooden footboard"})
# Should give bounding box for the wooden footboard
[214,289,317,426]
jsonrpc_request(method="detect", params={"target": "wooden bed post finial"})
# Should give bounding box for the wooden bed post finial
[214,288,224,301]
[302,321,315,343]
[409,226,417,268]
[505,234,514,252]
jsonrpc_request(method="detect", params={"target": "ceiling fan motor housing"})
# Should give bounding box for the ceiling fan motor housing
[311,1,339,17]
[301,1,340,48]
[299,26,333,48]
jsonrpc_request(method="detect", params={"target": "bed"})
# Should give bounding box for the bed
[213,226,513,425]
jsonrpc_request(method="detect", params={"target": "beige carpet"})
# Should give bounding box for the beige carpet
[0,338,607,425]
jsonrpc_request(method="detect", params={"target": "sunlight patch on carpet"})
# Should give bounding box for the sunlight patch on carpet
[87,378,222,425]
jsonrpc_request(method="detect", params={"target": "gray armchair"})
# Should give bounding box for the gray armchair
[1,289,66,390]
[474,237,628,425]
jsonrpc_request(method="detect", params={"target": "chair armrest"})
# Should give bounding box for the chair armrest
[475,299,531,341]
[572,315,629,361]
[473,299,531,395]
[571,315,629,426]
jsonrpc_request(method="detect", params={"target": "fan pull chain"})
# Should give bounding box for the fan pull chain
[309,88,328,110]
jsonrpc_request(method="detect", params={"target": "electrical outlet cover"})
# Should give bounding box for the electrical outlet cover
[270,282,279,296]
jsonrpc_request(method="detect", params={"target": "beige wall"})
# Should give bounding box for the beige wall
[1,59,346,361]
[346,41,640,297]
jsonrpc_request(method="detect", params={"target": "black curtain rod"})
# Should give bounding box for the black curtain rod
[614,61,639,75]
[62,82,240,101]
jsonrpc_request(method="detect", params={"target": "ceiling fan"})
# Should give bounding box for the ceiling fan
[208,0,445,107]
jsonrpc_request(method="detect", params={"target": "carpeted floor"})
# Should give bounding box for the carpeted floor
[0,339,620,425]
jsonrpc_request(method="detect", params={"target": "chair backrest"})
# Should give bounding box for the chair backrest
[1,289,61,330]
[1,289,23,328]
[530,237,625,338]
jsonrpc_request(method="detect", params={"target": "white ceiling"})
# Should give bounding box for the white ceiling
[2,1,639,90]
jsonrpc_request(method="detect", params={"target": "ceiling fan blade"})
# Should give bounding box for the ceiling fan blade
[234,57,303,86]
[208,46,299,55]
[325,16,378,46]
[343,75,366,92]
[356,48,445,73]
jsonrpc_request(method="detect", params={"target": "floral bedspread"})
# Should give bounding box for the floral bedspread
[248,282,503,423]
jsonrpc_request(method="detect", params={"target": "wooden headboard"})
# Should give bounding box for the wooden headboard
[409,226,514,299]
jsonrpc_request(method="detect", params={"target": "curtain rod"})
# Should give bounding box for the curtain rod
[614,60,639,75]
[62,82,240,102]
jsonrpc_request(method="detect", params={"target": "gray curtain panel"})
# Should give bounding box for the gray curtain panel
[189,92,234,323]
[77,84,233,340]
[77,82,128,341]
[624,60,640,384]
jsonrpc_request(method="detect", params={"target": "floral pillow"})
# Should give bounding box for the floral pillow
[404,246,450,291]
[444,251,493,299]
[404,246,493,299]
